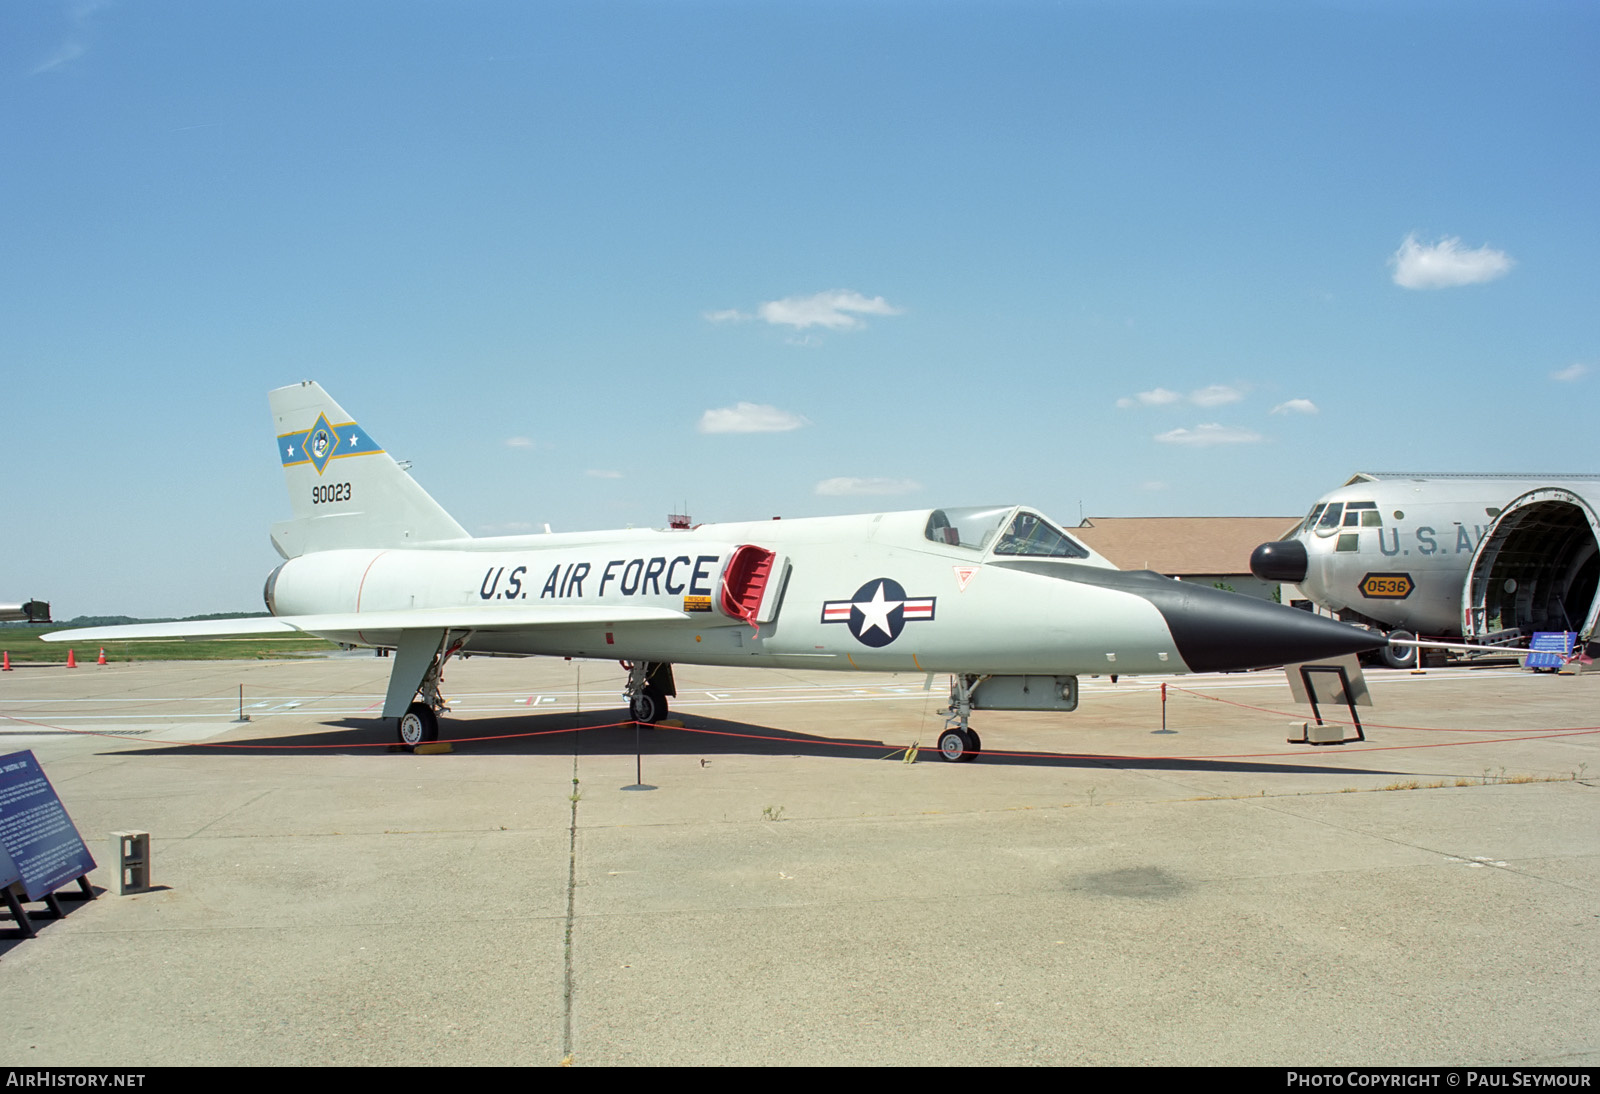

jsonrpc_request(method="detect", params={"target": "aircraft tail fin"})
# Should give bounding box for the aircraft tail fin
[268,381,469,558]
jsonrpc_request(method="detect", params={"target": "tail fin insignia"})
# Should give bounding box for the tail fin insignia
[278,411,383,475]
[270,381,468,557]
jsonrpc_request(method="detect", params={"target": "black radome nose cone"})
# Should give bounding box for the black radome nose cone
[985,561,1385,674]
[1151,581,1384,672]
[1250,539,1308,583]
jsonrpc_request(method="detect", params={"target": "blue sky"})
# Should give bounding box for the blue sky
[4,1,1596,617]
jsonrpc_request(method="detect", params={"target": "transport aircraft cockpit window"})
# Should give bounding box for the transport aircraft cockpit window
[1315,502,1345,535]
[1342,501,1379,528]
[1291,503,1326,536]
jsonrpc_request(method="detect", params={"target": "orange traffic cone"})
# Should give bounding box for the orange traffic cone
[97,648,107,666]
[67,649,77,668]
[2,650,10,671]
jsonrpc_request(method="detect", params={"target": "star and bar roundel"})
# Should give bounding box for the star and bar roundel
[820,578,936,648]
[278,412,382,475]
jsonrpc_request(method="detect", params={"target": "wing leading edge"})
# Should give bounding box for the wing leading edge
[41,604,690,644]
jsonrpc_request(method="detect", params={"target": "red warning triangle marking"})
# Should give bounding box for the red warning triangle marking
[953,566,977,592]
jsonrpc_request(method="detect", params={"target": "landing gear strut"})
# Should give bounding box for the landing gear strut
[622,661,676,725]
[936,674,987,762]
[394,632,466,748]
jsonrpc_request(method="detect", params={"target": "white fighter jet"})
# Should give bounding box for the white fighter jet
[1250,472,1600,667]
[49,382,1383,760]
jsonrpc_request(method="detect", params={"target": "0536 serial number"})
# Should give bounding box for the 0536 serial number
[311,483,352,504]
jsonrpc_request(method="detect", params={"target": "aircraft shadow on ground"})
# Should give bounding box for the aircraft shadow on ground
[108,707,1405,776]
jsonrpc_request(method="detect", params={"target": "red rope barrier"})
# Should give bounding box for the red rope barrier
[6,687,1598,761]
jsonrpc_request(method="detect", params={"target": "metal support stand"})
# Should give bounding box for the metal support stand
[622,721,657,791]
[2,882,34,939]
[1288,665,1366,745]
[1153,680,1177,734]
[2,876,95,939]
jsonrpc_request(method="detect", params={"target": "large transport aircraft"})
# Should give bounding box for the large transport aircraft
[1249,472,1600,669]
[0,601,49,623]
[48,382,1383,761]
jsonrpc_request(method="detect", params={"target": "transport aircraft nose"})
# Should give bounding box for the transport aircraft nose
[1249,539,1308,583]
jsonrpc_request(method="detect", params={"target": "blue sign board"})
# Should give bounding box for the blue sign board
[0,839,18,894]
[1525,631,1575,670]
[0,751,96,902]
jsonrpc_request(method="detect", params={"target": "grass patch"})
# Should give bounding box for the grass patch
[0,625,339,662]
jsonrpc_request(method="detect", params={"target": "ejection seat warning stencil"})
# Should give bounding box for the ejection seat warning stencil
[0,751,96,902]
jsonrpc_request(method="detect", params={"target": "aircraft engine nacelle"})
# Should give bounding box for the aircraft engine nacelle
[263,550,388,617]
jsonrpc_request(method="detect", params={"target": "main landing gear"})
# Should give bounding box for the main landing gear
[1379,629,1418,670]
[399,703,438,747]
[622,661,676,725]
[394,632,466,748]
[937,674,987,763]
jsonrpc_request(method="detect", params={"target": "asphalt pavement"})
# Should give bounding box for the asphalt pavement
[1,654,1595,1066]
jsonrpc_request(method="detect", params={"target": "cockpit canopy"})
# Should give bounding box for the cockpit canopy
[924,506,1090,559]
[1298,499,1383,537]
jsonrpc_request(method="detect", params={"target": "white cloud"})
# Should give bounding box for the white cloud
[814,476,922,497]
[1116,387,1183,409]
[1551,363,1590,383]
[1390,234,1514,289]
[697,402,810,434]
[707,290,902,334]
[1189,384,1245,408]
[1154,424,1263,447]
[757,290,902,330]
[1117,384,1245,409]
[585,469,623,479]
[1271,398,1319,415]
[505,436,534,448]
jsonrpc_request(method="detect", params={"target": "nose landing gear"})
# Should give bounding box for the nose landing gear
[936,674,989,763]
[937,725,983,763]
[622,661,676,725]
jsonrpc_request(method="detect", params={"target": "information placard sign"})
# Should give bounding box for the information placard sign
[0,751,96,902]
[0,839,18,894]
[1525,631,1575,670]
